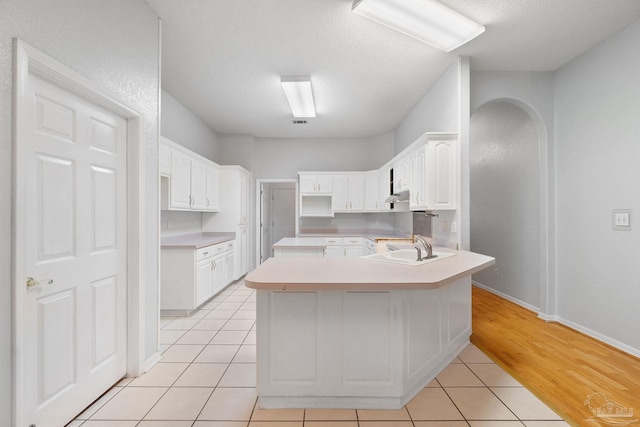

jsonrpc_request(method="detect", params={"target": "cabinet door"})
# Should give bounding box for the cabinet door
[348,175,364,212]
[211,253,226,296]
[242,226,249,274]
[344,245,364,258]
[170,149,192,209]
[399,156,410,191]
[379,169,391,211]
[332,175,348,212]
[190,159,207,210]
[240,172,248,223]
[299,175,316,194]
[410,146,428,210]
[429,139,457,210]
[324,246,343,258]
[316,175,333,193]
[364,172,379,212]
[205,164,219,212]
[224,252,234,286]
[196,258,214,306]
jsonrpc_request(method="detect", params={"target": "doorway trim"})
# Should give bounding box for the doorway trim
[255,179,298,266]
[470,97,554,320]
[12,39,147,425]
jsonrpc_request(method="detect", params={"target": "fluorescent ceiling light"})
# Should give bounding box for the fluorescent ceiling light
[281,76,316,118]
[352,0,485,52]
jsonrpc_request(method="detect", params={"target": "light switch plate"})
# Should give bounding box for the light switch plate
[612,209,632,231]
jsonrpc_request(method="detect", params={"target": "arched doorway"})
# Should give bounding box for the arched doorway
[470,100,543,309]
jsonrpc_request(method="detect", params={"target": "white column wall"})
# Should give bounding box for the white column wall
[0,1,160,424]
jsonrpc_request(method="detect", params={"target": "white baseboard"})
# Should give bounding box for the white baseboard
[143,351,162,373]
[472,281,540,313]
[553,317,640,359]
[472,282,640,359]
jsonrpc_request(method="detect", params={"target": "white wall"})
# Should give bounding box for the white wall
[227,133,395,179]
[470,102,540,309]
[0,0,160,424]
[161,89,220,162]
[393,58,469,248]
[394,60,460,154]
[554,19,640,355]
[218,134,256,171]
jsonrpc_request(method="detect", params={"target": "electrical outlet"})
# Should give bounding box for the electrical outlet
[495,268,499,276]
[167,220,172,229]
[612,209,632,231]
[451,222,457,233]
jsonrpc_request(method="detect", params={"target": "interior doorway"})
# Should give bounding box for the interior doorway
[470,100,541,310]
[258,180,297,263]
[13,40,146,427]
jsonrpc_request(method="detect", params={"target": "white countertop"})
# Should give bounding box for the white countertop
[298,232,412,242]
[272,237,327,249]
[161,232,236,249]
[245,247,495,291]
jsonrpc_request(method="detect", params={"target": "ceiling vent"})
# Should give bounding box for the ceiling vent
[292,120,308,124]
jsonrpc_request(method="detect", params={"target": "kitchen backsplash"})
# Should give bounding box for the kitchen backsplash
[299,212,413,235]
[161,210,203,237]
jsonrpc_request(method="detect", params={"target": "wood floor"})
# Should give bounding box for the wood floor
[471,285,640,427]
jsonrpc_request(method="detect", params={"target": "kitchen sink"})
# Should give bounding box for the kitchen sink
[360,249,456,266]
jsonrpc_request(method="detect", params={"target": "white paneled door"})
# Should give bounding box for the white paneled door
[17,72,128,426]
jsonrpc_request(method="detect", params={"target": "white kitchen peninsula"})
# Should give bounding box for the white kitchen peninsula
[244,249,494,409]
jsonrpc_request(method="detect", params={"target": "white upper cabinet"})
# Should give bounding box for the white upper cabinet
[161,137,221,212]
[300,174,332,194]
[364,172,380,212]
[297,132,458,216]
[409,145,428,210]
[205,163,220,212]
[169,148,193,210]
[379,168,391,212]
[299,172,334,217]
[190,159,207,210]
[393,155,410,193]
[427,138,457,210]
[333,174,364,213]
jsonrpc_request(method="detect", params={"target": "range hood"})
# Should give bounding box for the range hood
[385,190,410,204]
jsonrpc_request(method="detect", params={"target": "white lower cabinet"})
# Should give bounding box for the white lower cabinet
[256,276,472,408]
[224,247,235,285]
[161,240,235,314]
[323,237,343,258]
[343,237,364,257]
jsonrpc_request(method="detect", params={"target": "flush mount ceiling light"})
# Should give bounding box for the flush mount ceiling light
[352,0,485,52]
[281,76,316,118]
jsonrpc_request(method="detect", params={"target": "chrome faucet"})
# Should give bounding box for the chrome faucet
[414,235,435,261]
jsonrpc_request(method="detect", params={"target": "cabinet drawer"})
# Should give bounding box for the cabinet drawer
[323,237,343,245]
[343,237,364,246]
[197,242,226,261]
[225,240,235,251]
[365,239,376,250]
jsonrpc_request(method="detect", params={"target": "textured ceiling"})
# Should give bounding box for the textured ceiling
[146,0,640,138]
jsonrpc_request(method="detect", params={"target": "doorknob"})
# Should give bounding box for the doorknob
[26,277,53,289]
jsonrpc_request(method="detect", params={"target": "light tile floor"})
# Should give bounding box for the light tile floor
[69,280,570,427]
